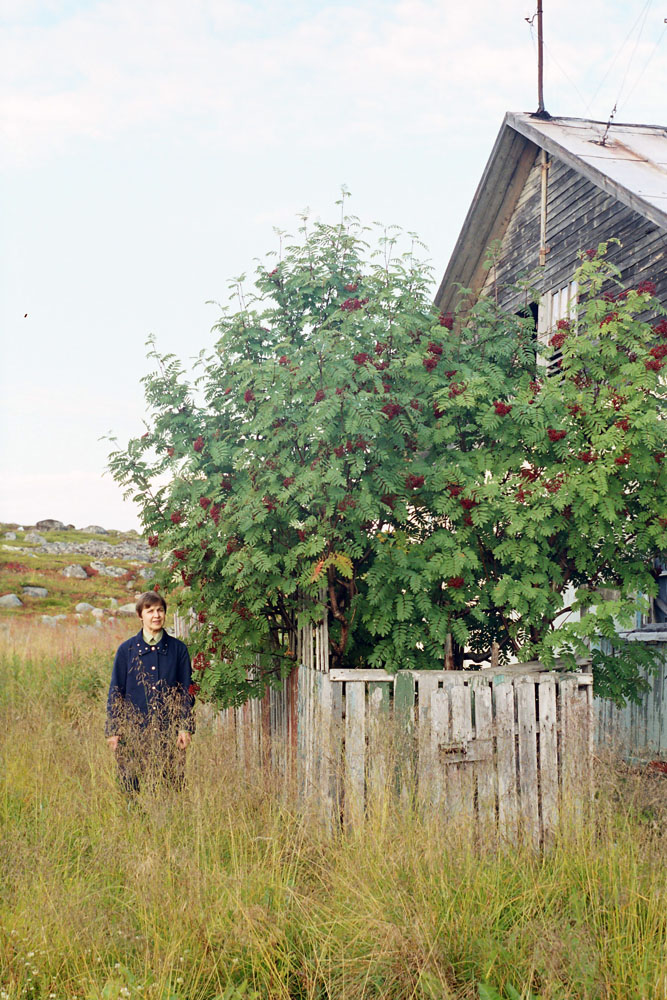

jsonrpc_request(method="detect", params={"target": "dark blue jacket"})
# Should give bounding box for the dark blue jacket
[106,629,194,737]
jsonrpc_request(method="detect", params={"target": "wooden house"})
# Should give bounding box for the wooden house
[435,112,667,335]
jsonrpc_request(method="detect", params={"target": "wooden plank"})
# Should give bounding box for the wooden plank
[472,679,495,834]
[449,681,475,825]
[538,675,558,844]
[394,672,415,801]
[494,680,518,843]
[367,681,391,814]
[429,688,449,809]
[559,675,577,820]
[417,674,440,805]
[516,679,540,849]
[344,681,366,827]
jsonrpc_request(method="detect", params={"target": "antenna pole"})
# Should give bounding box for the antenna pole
[537,0,545,114]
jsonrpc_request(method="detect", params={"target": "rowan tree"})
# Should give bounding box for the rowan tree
[109,211,666,707]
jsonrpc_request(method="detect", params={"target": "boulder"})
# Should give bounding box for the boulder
[118,603,138,615]
[139,566,156,580]
[25,532,46,544]
[41,614,67,625]
[0,594,23,607]
[61,565,88,579]
[4,531,16,540]
[91,608,105,618]
[75,602,95,613]
[81,525,108,535]
[36,519,66,531]
[22,586,48,598]
[104,565,128,578]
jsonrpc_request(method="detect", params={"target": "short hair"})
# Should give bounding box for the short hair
[136,591,167,616]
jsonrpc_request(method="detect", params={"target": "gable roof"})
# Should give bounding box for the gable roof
[435,112,667,314]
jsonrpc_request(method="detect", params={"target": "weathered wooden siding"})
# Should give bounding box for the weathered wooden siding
[481,151,667,314]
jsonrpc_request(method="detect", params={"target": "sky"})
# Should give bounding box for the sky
[1,0,665,532]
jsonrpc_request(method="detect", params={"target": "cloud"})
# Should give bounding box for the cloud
[4,0,663,167]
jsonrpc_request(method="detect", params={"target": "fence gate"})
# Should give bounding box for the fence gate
[211,614,593,846]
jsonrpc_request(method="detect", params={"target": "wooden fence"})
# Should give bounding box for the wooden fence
[595,629,667,759]
[211,618,593,846]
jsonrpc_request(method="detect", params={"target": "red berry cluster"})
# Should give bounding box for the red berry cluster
[433,402,446,418]
[374,359,390,371]
[600,312,618,327]
[353,352,370,365]
[427,342,443,356]
[637,280,656,295]
[170,511,182,524]
[650,344,667,360]
[344,282,358,292]
[445,370,457,378]
[439,313,454,329]
[193,436,204,452]
[460,497,478,510]
[338,494,356,512]
[547,428,567,442]
[244,389,255,403]
[494,401,512,416]
[193,652,210,672]
[423,356,438,372]
[645,358,664,372]
[282,476,295,487]
[567,403,584,416]
[173,548,189,561]
[544,473,564,494]
[199,496,211,509]
[375,341,386,354]
[210,503,222,526]
[615,418,630,432]
[520,467,540,482]
[448,383,465,398]
[550,332,567,350]
[188,683,200,696]
[167,447,175,457]
[653,320,667,338]
[148,534,159,547]
[381,494,396,509]
[181,569,193,586]
[447,576,464,588]
[578,451,597,463]
[341,297,368,311]
[381,402,402,419]
[406,474,424,489]
[447,483,463,497]
[263,496,277,512]
[614,453,631,465]
[314,389,326,403]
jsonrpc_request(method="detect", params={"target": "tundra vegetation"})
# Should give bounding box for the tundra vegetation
[0,620,666,1000]
[109,208,667,708]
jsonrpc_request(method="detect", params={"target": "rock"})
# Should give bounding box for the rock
[36,519,66,531]
[61,565,88,579]
[25,532,46,544]
[91,608,105,618]
[75,602,95,613]
[41,615,58,626]
[109,597,119,609]
[139,566,155,580]
[0,594,23,607]
[104,565,128,578]
[81,525,108,535]
[118,603,138,615]
[4,531,16,540]
[22,586,48,598]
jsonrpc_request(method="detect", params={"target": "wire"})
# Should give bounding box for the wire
[587,0,653,113]
[618,20,667,112]
[612,0,653,111]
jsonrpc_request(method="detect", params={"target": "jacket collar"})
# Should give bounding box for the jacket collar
[133,629,170,655]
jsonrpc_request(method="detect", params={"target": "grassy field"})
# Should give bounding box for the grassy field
[0,622,665,1000]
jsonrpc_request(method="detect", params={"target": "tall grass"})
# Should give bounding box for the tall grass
[0,622,665,1000]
